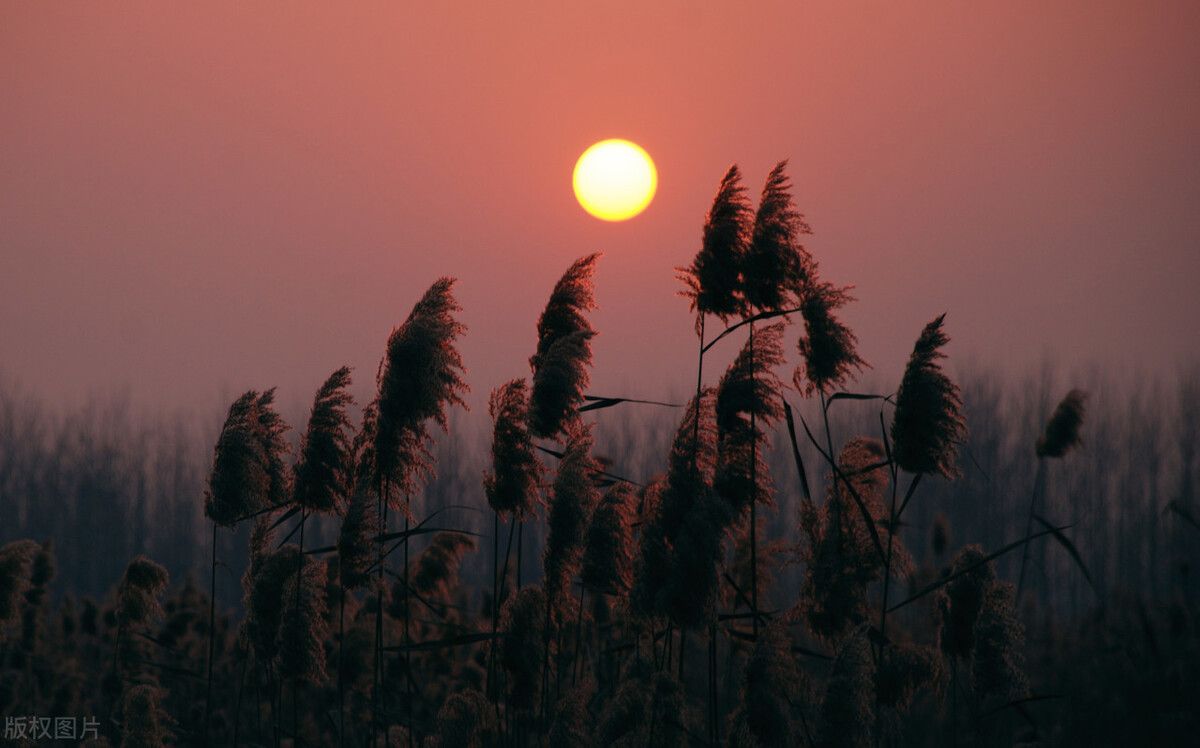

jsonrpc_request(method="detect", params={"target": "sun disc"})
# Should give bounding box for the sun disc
[573,139,657,221]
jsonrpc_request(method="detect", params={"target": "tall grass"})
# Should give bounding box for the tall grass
[0,163,1198,745]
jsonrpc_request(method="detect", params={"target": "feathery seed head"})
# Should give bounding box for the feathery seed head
[795,281,867,396]
[205,389,291,526]
[277,554,329,683]
[543,424,601,619]
[678,164,752,321]
[934,544,996,659]
[1036,389,1088,458]
[121,684,172,748]
[582,482,636,595]
[891,314,966,478]
[374,277,469,503]
[744,160,815,312]
[293,366,355,514]
[484,379,543,517]
[0,540,40,631]
[728,622,806,747]
[499,587,547,711]
[972,579,1029,702]
[529,254,599,438]
[818,627,875,748]
[117,556,169,629]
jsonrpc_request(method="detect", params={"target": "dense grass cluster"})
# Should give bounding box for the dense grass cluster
[1,163,1199,747]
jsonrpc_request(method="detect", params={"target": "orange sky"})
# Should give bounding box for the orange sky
[3,2,1198,412]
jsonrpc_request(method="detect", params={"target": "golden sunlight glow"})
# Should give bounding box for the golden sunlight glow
[572,139,657,221]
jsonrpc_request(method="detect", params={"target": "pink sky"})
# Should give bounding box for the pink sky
[3,2,1198,412]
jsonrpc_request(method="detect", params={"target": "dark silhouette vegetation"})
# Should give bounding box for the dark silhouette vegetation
[1,164,1198,746]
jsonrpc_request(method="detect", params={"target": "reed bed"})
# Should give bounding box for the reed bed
[0,166,1198,746]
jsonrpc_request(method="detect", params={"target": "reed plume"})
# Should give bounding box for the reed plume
[877,642,944,712]
[794,280,867,396]
[429,688,495,748]
[293,366,355,514]
[278,555,329,683]
[529,254,599,439]
[677,165,752,322]
[715,322,785,514]
[121,684,173,748]
[972,580,1029,702]
[244,545,303,665]
[483,378,543,518]
[631,390,717,620]
[727,622,807,747]
[582,482,636,595]
[204,389,291,526]
[931,513,951,558]
[800,438,909,641]
[542,424,600,619]
[891,314,966,478]
[374,277,469,504]
[499,587,546,711]
[818,627,875,748]
[412,532,476,603]
[117,556,169,629]
[0,540,39,637]
[934,545,995,660]
[744,160,814,312]
[548,689,593,747]
[1037,389,1088,458]
[339,402,380,591]
[597,664,686,748]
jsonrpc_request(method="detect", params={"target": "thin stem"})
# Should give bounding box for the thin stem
[293,508,306,741]
[339,582,346,748]
[404,511,414,748]
[205,521,217,742]
[750,320,759,639]
[1016,459,1046,603]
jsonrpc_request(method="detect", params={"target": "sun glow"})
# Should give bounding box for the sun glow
[572,139,657,221]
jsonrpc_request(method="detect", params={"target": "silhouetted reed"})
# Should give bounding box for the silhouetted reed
[542,424,599,621]
[278,554,328,684]
[121,683,173,748]
[800,438,908,641]
[204,389,291,526]
[935,545,994,660]
[581,482,635,595]
[972,580,1028,703]
[891,314,966,478]
[1037,389,1088,459]
[0,540,40,637]
[631,390,717,621]
[374,277,469,504]
[293,366,356,514]
[529,254,599,439]
[429,688,495,748]
[678,165,752,322]
[818,627,875,748]
[727,622,807,747]
[715,321,785,514]
[117,556,169,629]
[484,378,543,518]
[339,401,379,591]
[744,160,814,312]
[499,587,546,712]
[794,280,866,396]
[412,532,476,604]
[596,663,686,748]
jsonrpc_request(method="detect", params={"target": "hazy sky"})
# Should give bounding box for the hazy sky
[3,2,1198,414]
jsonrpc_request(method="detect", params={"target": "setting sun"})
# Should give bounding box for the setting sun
[572,139,657,221]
